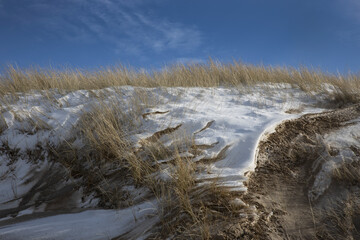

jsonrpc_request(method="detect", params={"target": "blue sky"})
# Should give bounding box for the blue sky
[0,0,360,73]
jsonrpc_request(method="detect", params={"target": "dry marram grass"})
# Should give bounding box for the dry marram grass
[1,60,360,104]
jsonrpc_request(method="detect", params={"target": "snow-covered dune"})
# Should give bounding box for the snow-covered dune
[0,85,325,239]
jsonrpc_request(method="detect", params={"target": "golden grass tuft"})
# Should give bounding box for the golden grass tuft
[332,159,360,186]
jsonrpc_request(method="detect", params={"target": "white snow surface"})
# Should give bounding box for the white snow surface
[0,85,325,239]
[135,86,322,189]
[0,201,157,240]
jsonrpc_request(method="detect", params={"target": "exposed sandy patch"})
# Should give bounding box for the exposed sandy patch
[209,104,360,239]
[243,103,360,239]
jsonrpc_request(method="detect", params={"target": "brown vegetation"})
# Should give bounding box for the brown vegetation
[1,60,360,105]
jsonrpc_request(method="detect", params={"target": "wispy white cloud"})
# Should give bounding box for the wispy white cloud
[336,0,360,22]
[3,0,202,56]
[174,57,205,65]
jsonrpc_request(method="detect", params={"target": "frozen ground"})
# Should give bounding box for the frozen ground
[0,85,327,239]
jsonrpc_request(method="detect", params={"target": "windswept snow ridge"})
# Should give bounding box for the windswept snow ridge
[136,86,322,189]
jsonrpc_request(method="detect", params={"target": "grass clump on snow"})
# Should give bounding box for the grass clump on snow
[42,96,238,238]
